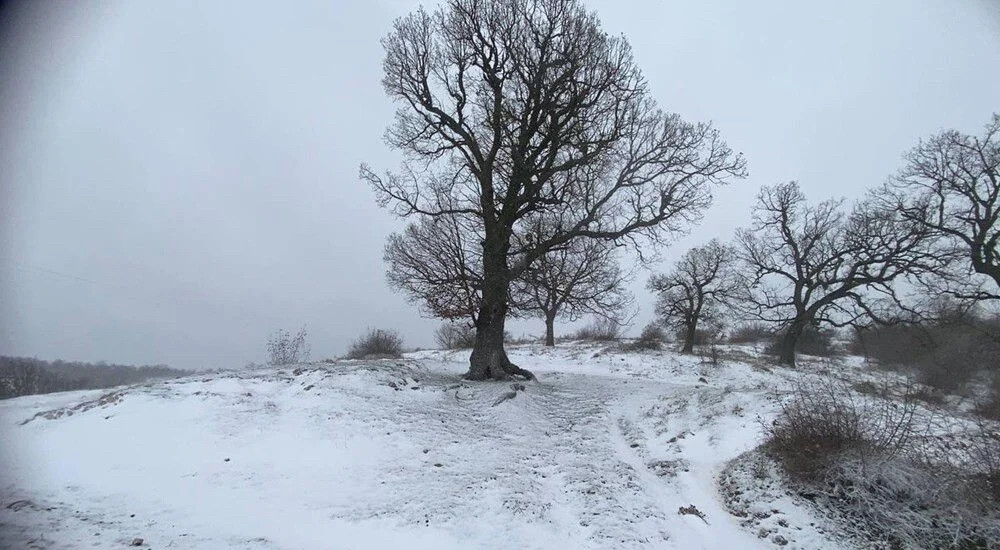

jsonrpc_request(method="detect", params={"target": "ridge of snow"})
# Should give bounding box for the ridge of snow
[2,343,860,549]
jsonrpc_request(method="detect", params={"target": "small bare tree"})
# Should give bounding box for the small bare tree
[385,215,483,324]
[267,327,310,366]
[880,113,1000,300]
[649,239,737,353]
[435,321,478,349]
[513,238,632,346]
[735,182,936,366]
[363,0,746,380]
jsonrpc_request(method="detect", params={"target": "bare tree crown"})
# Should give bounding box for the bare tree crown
[362,0,746,275]
[513,237,633,323]
[882,113,1000,299]
[650,239,737,328]
[385,215,484,322]
[364,0,745,379]
[735,182,936,330]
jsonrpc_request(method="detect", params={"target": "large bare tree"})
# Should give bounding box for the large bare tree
[363,0,746,380]
[649,239,737,353]
[880,113,1000,299]
[513,238,632,347]
[735,182,936,366]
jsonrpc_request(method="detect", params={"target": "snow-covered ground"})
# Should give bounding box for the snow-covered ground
[1,343,871,549]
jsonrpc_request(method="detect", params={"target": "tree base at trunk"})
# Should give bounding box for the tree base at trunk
[464,347,536,381]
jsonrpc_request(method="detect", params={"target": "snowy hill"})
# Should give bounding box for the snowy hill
[1,344,891,549]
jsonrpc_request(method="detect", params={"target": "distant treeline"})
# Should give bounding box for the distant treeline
[0,356,191,400]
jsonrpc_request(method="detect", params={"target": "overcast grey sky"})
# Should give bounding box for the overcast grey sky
[2,0,998,370]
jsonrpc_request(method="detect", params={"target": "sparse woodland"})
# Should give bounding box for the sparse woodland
[5,1,998,548]
[362,0,999,384]
[358,1,1000,545]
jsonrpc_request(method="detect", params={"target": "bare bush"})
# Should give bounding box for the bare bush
[766,379,1000,548]
[638,323,666,346]
[346,328,403,359]
[267,327,310,366]
[765,326,838,358]
[976,376,1000,420]
[623,323,665,351]
[674,327,720,347]
[727,322,773,344]
[435,322,477,350]
[504,332,537,346]
[852,310,1000,392]
[573,318,622,341]
[968,418,1000,502]
[916,335,988,391]
[819,456,1000,548]
[765,379,915,478]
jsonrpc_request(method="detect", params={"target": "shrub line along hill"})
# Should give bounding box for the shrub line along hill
[0,356,191,400]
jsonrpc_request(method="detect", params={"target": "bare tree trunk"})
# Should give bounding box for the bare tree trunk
[776,320,807,367]
[465,257,535,381]
[544,311,556,347]
[682,321,697,353]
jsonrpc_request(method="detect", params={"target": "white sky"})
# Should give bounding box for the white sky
[2,0,999,369]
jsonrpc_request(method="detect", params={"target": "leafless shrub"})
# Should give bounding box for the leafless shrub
[267,327,310,366]
[700,344,722,367]
[851,380,884,398]
[852,311,1000,393]
[504,332,538,345]
[910,387,948,407]
[967,418,1000,502]
[975,376,1000,420]
[765,326,838,359]
[434,322,477,350]
[622,323,665,351]
[765,378,916,479]
[346,328,403,359]
[574,318,622,341]
[767,379,1000,548]
[727,322,773,344]
[819,456,1000,549]
[638,323,666,347]
[797,327,840,356]
[674,327,719,347]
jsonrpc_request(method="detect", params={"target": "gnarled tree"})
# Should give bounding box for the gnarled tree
[513,237,632,347]
[881,113,1000,299]
[363,0,745,380]
[649,239,737,353]
[735,182,936,366]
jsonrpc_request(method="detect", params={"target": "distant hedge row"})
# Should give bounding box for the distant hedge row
[0,356,190,400]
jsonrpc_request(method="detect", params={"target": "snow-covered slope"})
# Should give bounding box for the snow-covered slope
[1,344,851,549]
